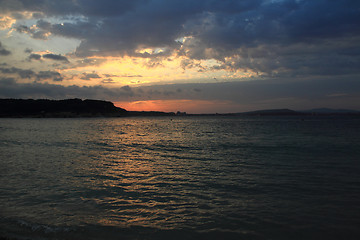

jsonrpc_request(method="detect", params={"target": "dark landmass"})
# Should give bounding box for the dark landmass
[231,108,360,116]
[301,108,360,114]
[240,108,304,116]
[1,99,359,118]
[0,98,127,118]
[0,98,176,118]
[188,108,360,116]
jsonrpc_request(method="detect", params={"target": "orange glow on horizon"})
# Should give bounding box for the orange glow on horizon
[114,99,244,114]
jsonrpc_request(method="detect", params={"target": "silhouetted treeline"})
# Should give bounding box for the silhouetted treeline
[0,98,127,117]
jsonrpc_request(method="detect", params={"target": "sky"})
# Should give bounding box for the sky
[0,0,359,113]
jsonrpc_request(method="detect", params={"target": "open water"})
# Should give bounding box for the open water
[0,116,360,240]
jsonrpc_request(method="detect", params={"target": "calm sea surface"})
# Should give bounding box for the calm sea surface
[0,116,360,240]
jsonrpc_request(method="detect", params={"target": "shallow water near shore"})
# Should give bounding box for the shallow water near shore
[1,116,360,239]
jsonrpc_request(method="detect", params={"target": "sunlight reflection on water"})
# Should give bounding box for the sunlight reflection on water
[1,116,360,239]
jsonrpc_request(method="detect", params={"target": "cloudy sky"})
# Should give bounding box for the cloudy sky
[0,0,359,113]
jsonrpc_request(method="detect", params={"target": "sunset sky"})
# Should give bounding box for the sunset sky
[0,0,359,113]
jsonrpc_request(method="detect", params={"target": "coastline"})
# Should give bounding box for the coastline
[1,98,359,118]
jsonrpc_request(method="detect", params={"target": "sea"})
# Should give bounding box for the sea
[0,116,359,240]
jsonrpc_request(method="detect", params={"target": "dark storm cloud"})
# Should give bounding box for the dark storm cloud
[210,39,360,77]
[42,53,69,63]
[1,0,360,79]
[0,41,11,56]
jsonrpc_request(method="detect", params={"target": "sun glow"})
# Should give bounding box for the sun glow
[61,54,251,87]
[114,99,244,114]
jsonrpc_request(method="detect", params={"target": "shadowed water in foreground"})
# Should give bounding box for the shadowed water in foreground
[1,116,360,239]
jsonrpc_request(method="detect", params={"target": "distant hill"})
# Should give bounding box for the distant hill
[301,108,360,114]
[232,108,360,116]
[0,98,127,117]
[240,109,304,116]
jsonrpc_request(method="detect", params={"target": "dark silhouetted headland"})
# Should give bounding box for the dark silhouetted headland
[0,98,127,117]
[0,98,176,117]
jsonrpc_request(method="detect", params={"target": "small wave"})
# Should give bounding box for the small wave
[0,217,73,240]
[16,219,71,234]
[0,215,260,240]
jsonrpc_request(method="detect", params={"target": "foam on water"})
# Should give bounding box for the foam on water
[1,116,360,239]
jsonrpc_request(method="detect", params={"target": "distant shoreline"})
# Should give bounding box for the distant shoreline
[1,98,359,118]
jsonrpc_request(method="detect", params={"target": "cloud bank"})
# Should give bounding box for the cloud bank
[1,76,359,112]
[0,0,359,112]
[1,0,359,77]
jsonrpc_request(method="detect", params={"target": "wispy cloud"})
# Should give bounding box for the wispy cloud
[27,53,42,61]
[80,72,101,80]
[42,53,69,63]
[0,67,63,82]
